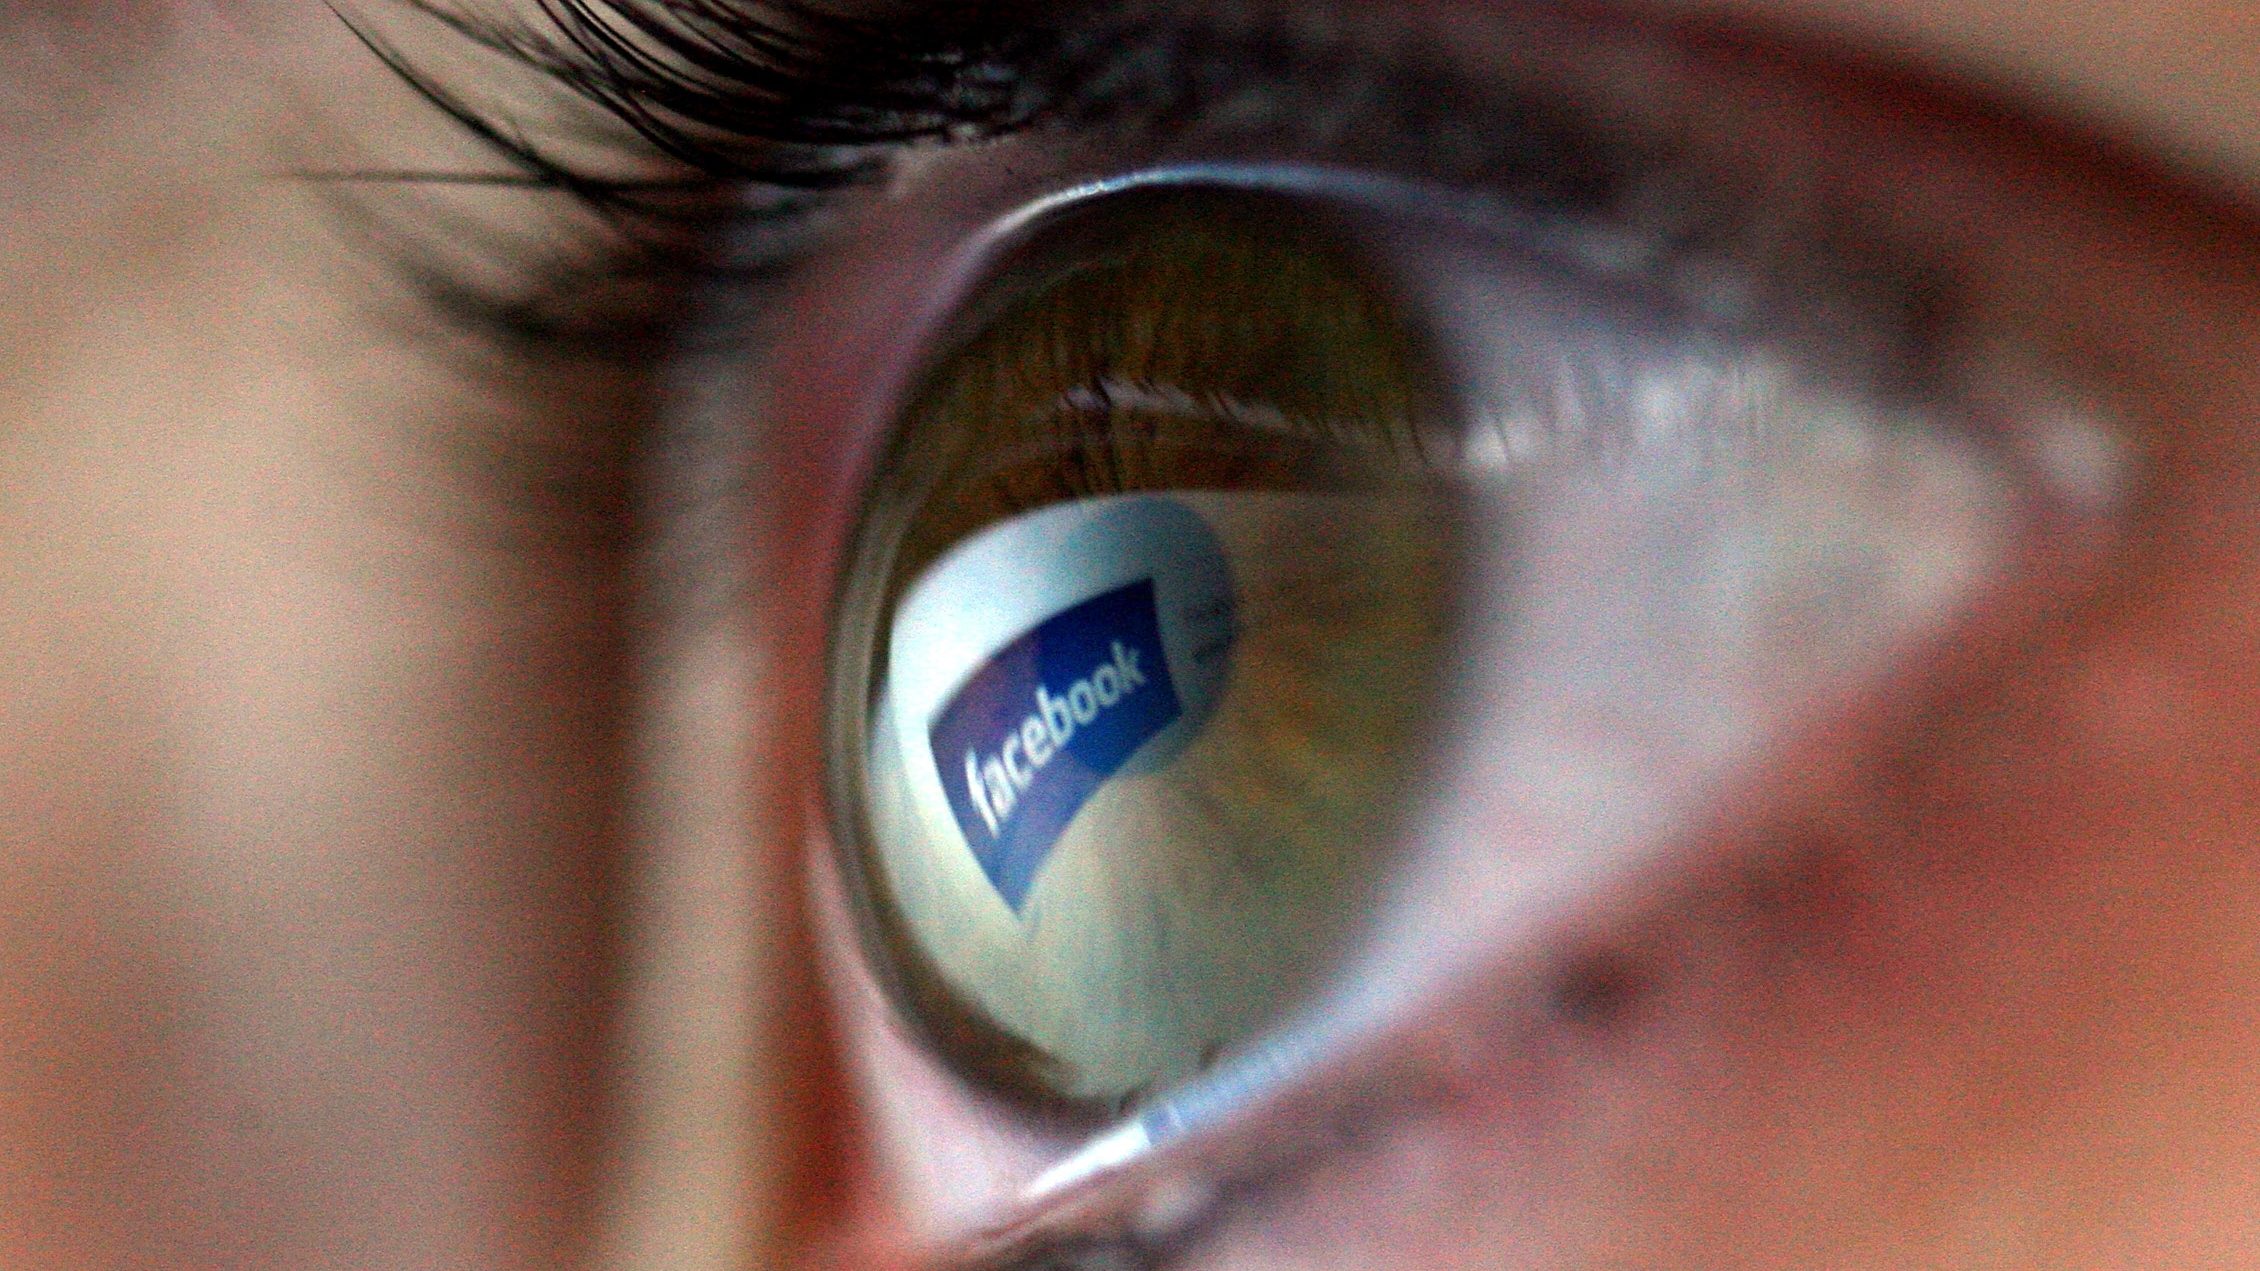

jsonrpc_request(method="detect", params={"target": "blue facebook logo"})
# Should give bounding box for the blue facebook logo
[929,579,1183,911]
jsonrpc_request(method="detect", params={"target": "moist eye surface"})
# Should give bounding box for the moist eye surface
[826,184,1470,1109]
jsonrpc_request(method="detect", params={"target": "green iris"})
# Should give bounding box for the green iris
[828,186,1468,1110]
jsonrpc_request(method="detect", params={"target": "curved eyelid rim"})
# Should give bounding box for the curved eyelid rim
[948,158,1747,332]
[968,161,1486,245]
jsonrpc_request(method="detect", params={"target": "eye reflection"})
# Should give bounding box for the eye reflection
[823,166,2034,1132]
[828,187,1469,1108]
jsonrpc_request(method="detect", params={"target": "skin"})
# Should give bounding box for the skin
[0,2,2255,1269]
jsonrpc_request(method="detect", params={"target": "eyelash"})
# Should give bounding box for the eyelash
[349,0,1744,367]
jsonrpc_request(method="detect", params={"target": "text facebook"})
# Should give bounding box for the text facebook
[928,579,1183,910]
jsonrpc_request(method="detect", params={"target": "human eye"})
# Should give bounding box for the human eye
[377,2,2259,1268]
[821,147,2045,1117]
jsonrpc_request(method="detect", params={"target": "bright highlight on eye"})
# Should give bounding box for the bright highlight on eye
[826,187,1469,1108]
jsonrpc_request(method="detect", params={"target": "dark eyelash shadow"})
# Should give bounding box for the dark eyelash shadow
[322,0,1580,356]
[324,0,1065,335]
[327,0,1674,381]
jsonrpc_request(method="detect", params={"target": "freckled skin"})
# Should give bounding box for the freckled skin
[3,2,2260,1270]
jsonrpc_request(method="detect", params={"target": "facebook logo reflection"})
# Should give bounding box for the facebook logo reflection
[929,579,1182,911]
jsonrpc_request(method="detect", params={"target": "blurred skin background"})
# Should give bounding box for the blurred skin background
[1,2,2257,1269]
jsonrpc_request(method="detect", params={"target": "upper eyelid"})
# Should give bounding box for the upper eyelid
[372,3,1758,289]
